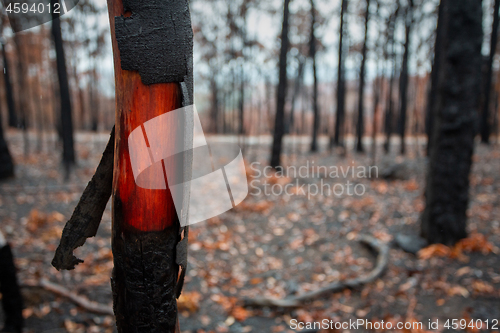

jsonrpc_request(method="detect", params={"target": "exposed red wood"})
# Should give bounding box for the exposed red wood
[107,0,182,233]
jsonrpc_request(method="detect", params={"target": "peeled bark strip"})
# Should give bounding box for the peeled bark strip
[52,128,115,271]
[243,235,389,308]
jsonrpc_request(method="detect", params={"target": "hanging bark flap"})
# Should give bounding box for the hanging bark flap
[52,128,115,271]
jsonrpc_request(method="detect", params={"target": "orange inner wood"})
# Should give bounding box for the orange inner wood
[107,0,182,232]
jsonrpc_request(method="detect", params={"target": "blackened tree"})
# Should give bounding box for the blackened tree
[421,0,483,245]
[310,0,320,152]
[51,0,76,176]
[355,0,371,153]
[480,0,500,144]
[270,0,291,168]
[332,0,348,148]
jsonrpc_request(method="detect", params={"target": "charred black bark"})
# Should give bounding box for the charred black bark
[114,0,193,100]
[210,75,220,134]
[356,0,371,153]
[286,56,304,134]
[270,0,290,168]
[51,0,76,173]
[0,243,24,333]
[1,43,17,129]
[426,0,446,156]
[52,129,114,270]
[480,0,500,144]
[310,0,320,152]
[383,8,398,154]
[398,0,413,156]
[332,0,348,148]
[421,0,483,245]
[0,107,14,180]
[111,225,179,332]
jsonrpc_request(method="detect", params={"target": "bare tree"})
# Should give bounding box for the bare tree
[421,0,483,245]
[356,0,372,153]
[51,0,76,176]
[480,0,500,144]
[270,0,291,168]
[332,0,348,148]
[310,0,320,152]
[398,0,414,155]
[425,0,445,155]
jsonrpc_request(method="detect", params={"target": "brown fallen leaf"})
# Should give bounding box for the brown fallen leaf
[178,291,202,313]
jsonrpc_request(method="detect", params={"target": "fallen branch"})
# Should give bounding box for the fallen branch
[52,128,115,271]
[22,278,113,316]
[243,235,389,308]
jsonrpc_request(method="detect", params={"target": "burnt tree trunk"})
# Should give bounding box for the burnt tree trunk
[332,0,348,148]
[270,0,291,169]
[51,0,76,174]
[398,0,412,156]
[210,75,219,134]
[1,42,18,128]
[286,56,305,134]
[383,8,398,154]
[12,34,29,156]
[0,105,14,180]
[480,0,500,144]
[356,0,371,153]
[310,0,320,152]
[426,0,446,156]
[0,236,24,333]
[107,0,193,331]
[420,0,483,245]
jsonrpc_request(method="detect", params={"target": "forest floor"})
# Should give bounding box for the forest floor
[1,130,499,333]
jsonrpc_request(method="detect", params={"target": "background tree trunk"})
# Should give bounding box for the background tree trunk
[398,0,413,156]
[421,0,483,245]
[286,56,305,134]
[356,0,371,153]
[426,0,446,156]
[0,107,14,180]
[480,0,500,144]
[270,0,291,168]
[0,235,24,333]
[332,0,348,148]
[51,0,76,175]
[1,42,17,128]
[310,0,320,152]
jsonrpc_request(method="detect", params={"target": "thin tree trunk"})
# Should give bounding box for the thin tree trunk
[372,71,382,165]
[310,0,320,152]
[286,56,304,134]
[270,0,291,168]
[356,0,371,153]
[210,75,219,133]
[0,104,14,179]
[421,0,483,245]
[480,0,500,144]
[2,43,18,128]
[426,0,446,155]
[398,0,413,156]
[332,0,348,148]
[12,34,29,156]
[51,0,75,175]
[383,9,398,154]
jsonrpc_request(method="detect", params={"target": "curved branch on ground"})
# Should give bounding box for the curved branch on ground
[243,235,389,308]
